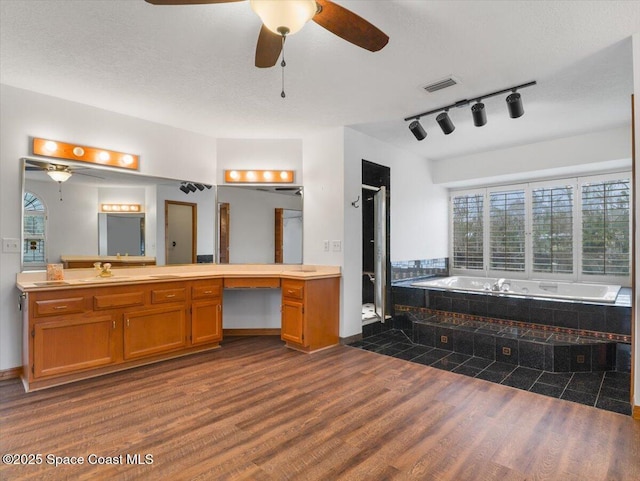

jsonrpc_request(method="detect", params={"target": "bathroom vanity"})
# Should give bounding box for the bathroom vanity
[17,265,340,391]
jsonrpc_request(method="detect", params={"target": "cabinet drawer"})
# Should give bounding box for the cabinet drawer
[151,287,186,304]
[282,280,304,300]
[34,297,85,317]
[224,277,280,289]
[94,291,145,310]
[192,284,221,300]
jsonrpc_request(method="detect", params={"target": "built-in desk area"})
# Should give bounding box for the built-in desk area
[17,264,341,391]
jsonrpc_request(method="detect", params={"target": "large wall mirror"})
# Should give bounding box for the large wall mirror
[21,158,305,271]
[216,185,303,264]
[21,158,216,271]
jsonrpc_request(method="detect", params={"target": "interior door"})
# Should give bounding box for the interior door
[166,201,196,264]
[374,186,387,320]
[218,202,230,264]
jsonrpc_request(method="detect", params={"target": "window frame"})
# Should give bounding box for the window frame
[449,172,631,287]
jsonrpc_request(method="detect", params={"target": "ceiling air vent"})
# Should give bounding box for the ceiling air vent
[423,77,458,93]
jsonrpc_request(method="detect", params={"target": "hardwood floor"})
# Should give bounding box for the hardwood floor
[1,336,638,480]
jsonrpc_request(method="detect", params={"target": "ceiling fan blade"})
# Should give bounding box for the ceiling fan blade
[313,0,389,52]
[144,0,244,5]
[255,25,282,68]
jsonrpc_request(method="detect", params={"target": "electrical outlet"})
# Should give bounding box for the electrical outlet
[331,240,342,252]
[323,240,330,252]
[2,238,21,253]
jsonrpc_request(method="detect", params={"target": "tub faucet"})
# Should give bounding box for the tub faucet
[492,278,506,291]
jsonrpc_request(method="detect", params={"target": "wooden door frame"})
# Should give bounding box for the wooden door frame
[165,200,197,264]
[275,208,284,264]
[218,202,230,264]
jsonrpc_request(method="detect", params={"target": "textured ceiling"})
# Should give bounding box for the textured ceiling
[1,0,639,161]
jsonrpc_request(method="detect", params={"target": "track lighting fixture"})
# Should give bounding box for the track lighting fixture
[409,120,427,141]
[404,80,535,141]
[180,184,190,194]
[436,111,455,135]
[471,102,487,127]
[506,92,524,118]
[180,182,213,194]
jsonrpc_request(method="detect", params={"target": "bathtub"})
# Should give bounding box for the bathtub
[410,276,621,303]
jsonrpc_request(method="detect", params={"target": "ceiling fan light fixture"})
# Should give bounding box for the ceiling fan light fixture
[250,0,317,36]
[47,169,72,183]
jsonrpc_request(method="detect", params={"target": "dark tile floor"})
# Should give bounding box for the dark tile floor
[349,329,632,416]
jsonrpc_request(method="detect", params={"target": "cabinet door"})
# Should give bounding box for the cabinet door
[33,314,116,378]
[124,306,187,360]
[281,299,306,346]
[191,300,222,345]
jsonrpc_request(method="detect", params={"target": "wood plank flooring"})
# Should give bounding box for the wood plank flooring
[1,336,638,481]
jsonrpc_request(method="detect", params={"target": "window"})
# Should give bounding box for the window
[23,192,46,267]
[581,177,630,276]
[451,193,483,270]
[449,173,631,285]
[531,185,573,274]
[489,189,525,272]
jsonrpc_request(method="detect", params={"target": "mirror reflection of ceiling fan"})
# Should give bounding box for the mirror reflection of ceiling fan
[144,0,389,68]
[25,160,105,183]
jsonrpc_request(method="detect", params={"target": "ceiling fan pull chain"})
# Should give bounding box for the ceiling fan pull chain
[280,34,286,98]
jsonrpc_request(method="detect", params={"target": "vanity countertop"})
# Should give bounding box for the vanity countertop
[17,264,341,291]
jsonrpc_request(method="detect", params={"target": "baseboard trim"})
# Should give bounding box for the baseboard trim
[0,366,22,381]
[340,333,362,345]
[223,328,281,337]
[633,405,640,420]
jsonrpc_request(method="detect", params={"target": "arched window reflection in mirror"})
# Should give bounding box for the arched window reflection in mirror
[23,191,47,269]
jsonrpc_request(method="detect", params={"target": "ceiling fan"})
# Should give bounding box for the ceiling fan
[144,0,389,68]
[25,160,105,183]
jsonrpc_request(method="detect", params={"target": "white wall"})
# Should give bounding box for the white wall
[432,126,631,187]
[0,85,217,370]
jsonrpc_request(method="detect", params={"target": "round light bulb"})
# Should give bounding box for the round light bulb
[99,151,110,161]
[122,154,134,165]
[73,146,85,157]
[247,171,256,181]
[280,171,290,180]
[229,171,239,180]
[263,171,274,181]
[44,141,58,152]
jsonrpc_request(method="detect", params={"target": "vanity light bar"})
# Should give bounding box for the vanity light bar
[33,138,139,171]
[224,170,294,184]
[101,203,142,213]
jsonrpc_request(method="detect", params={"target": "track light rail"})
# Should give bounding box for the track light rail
[404,80,537,122]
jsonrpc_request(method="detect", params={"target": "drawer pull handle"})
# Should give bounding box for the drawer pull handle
[113,321,116,329]
[165,294,176,298]
[204,290,213,294]
[287,290,295,295]
[53,305,68,310]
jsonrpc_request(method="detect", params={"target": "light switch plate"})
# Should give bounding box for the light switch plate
[2,238,21,253]
[323,240,330,252]
[331,240,342,252]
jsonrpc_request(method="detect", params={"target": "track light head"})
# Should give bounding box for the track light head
[187,183,197,192]
[436,111,455,135]
[471,102,487,127]
[506,92,524,118]
[409,120,427,141]
[194,183,205,191]
[180,184,190,194]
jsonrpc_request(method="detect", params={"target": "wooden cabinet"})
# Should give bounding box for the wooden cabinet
[124,306,187,359]
[33,314,117,378]
[20,270,341,391]
[281,277,340,352]
[190,280,223,345]
[22,281,221,391]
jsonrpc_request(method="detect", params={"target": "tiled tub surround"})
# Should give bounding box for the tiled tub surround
[398,309,622,373]
[390,258,448,282]
[393,281,632,339]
